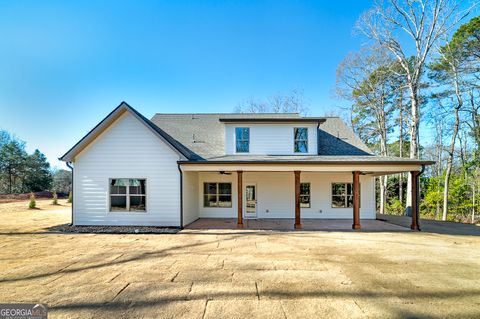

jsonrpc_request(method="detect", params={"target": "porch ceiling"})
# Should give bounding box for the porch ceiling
[178,155,434,173]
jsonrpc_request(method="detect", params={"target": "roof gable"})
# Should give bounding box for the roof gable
[59,102,198,162]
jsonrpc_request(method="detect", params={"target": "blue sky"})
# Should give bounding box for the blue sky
[0,1,475,168]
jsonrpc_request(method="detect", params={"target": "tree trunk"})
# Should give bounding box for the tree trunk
[472,179,476,224]
[399,93,404,204]
[378,101,388,215]
[435,120,443,220]
[442,71,462,221]
[406,85,420,217]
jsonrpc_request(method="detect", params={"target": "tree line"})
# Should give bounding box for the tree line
[0,130,72,195]
[336,0,479,223]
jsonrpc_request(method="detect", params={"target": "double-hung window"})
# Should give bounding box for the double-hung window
[300,182,311,208]
[235,127,250,153]
[204,182,232,207]
[294,128,308,153]
[331,183,359,208]
[110,178,146,212]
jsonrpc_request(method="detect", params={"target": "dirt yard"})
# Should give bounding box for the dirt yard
[0,200,479,318]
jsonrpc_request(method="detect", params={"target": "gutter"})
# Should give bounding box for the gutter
[66,161,74,226]
[177,163,184,229]
[177,160,436,166]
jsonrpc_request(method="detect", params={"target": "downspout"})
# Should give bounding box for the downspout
[316,121,321,154]
[66,161,74,226]
[177,163,184,230]
[416,164,426,230]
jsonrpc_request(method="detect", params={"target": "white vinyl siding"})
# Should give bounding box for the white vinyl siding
[225,123,317,155]
[73,112,182,226]
[183,171,199,226]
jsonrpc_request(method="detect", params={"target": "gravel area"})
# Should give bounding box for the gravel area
[49,223,180,234]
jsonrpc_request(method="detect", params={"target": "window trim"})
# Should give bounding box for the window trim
[331,182,360,208]
[294,127,309,153]
[235,127,250,153]
[203,182,233,208]
[109,178,147,213]
[300,182,311,208]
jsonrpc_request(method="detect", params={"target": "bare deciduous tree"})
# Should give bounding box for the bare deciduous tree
[235,89,310,115]
[356,0,473,215]
[336,45,401,214]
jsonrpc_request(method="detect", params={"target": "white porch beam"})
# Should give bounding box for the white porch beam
[179,163,422,173]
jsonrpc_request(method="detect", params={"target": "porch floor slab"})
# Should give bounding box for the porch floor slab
[185,218,409,231]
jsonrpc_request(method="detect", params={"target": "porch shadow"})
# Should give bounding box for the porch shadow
[377,214,480,236]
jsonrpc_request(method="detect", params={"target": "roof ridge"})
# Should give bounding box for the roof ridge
[153,112,300,115]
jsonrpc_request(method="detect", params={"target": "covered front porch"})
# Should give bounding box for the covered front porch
[180,160,426,231]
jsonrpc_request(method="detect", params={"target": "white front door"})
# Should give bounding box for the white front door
[244,184,257,219]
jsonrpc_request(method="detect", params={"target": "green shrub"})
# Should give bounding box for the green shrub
[67,191,72,203]
[28,193,36,209]
[385,198,405,215]
[52,192,58,205]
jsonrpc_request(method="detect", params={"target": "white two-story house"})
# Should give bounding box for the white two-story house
[60,102,432,230]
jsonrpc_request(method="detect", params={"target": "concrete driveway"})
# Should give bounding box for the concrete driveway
[1,200,479,318]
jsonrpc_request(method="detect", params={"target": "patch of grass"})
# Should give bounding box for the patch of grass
[52,192,58,205]
[28,193,36,209]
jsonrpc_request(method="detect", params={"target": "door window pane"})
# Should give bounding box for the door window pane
[246,186,255,200]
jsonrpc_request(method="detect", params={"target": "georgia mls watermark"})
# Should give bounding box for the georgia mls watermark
[0,304,47,319]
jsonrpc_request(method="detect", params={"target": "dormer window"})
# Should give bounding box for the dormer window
[294,128,308,153]
[235,127,250,153]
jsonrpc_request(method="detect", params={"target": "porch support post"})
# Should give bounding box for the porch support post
[294,171,302,229]
[237,171,243,228]
[410,171,420,231]
[352,171,361,230]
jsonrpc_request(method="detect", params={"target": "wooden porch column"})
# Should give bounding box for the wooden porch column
[237,171,243,228]
[410,171,420,231]
[352,171,361,230]
[294,171,302,229]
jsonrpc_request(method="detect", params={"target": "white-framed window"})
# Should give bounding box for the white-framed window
[110,178,146,212]
[300,182,311,208]
[203,182,232,207]
[294,127,308,153]
[235,127,250,153]
[331,183,360,208]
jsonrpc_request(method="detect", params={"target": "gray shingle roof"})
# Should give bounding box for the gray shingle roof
[150,113,373,160]
[317,118,372,156]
